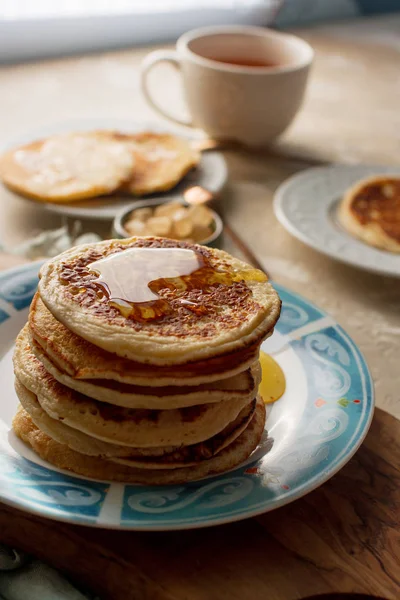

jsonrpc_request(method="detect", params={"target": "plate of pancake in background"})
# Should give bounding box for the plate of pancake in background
[0,237,373,530]
[274,164,400,278]
[0,119,227,220]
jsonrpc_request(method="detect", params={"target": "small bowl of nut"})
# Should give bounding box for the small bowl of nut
[113,198,223,247]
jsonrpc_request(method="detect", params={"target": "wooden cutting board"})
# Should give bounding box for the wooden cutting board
[1,406,399,600]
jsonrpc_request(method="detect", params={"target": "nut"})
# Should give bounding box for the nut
[124,202,215,243]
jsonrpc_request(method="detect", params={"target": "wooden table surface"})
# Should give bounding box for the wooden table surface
[0,14,400,600]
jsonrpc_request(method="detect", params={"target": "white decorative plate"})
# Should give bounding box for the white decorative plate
[0,262,374,530]
[274,164,400,278]
[0,119,227,221]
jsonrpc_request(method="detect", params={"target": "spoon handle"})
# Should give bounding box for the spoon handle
[191,138,245,153]
[182,185,269,278]
[224,222,270,278]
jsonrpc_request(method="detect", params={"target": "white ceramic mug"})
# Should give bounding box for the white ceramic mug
[140,25,314,147]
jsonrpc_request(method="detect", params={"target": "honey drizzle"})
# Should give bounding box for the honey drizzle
[61,247,268,322]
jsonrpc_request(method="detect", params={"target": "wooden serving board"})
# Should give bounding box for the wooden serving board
[1,407,399,600]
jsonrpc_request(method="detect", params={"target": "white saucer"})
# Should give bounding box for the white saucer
[274,164,400,278]
[0,119,228,221]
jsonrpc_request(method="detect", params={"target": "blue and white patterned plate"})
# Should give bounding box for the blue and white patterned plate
[0,262,374,530]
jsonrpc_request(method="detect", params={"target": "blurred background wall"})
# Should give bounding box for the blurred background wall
[1,0,400,63]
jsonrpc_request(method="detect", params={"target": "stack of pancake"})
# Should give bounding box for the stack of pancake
[13,236,281,484]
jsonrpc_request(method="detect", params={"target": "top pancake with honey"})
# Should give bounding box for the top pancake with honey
[339,175,400,253]
[38,237,281,365]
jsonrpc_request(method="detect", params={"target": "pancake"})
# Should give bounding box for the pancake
[116,132,200,196]
[0,132,134,203]
[14,378,148,458]
[13,397,266,484]
[29,330,261,409]
[13,328,252,448]
[29,294,260,386]
[38,237,281,365]
[15,379,256,467]
[109,400,256,469]
[339,175,400,253]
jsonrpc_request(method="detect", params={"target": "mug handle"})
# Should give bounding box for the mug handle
[140,50,193,127]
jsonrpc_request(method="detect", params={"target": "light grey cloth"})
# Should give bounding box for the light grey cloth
[0,545,99,600]
[0,221,101,261]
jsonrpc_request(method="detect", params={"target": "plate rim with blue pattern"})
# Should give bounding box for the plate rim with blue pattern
[0,262,374,530]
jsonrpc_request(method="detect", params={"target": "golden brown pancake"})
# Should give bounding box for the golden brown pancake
[339,175,400,253]
[38,237,281,365]
[13,397,266,484]
[115,132,200,196]
[0,132,134,203]
[29,294,260,387]
[14,378,151,458]
[109,400,256,469]
[30,332,261,409]
[13,329,253,448]
[15,379,256,467]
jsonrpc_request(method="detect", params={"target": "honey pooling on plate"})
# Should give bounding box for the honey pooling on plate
[258,350,286,404]
[84,247,268,322]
